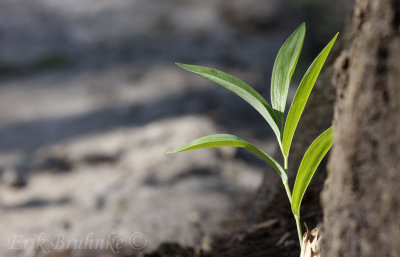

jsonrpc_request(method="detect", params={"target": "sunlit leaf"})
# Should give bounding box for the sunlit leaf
[282,33,338,159]
[176,63,282,144]
[291,127,333,216]
[168,134,286,179]
[271,23,305,118]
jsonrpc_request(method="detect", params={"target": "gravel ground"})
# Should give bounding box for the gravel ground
[0,1,289,256]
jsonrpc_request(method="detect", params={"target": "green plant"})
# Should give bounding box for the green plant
[168,23,338,249]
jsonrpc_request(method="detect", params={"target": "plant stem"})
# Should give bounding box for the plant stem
[284,155,289,172]
[283,178,292,204]
[283,156,303,247]
[282,156,292,204]
[295,214,303,247]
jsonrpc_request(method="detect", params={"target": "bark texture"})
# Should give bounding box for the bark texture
[322,0,400,256]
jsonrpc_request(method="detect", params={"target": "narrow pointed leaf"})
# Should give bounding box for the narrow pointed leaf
[168,134,286,179]
[291,127,333,216]
[271,23,305,115]
[176,63,281,143]
[282,33,338,159]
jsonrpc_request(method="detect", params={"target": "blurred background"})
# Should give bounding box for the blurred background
[0,0,352,256]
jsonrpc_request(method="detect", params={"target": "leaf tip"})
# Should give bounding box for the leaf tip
[167,146,182,154]
[334,32,339,39]
[175,62,185,68]
[296,22,306,35]
[330,33,339,45]
[167,148,181,154]
[175,62,197,73]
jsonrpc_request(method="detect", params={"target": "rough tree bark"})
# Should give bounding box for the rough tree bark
[322,0,400,256]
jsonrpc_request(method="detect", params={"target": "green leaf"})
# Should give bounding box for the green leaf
[291,127,333,216]
[282,33,338,159]
[271,23,305,116]
[168,134,286,179]
[176,63,282,144]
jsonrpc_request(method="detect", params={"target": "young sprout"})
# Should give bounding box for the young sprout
[168,23,338,250]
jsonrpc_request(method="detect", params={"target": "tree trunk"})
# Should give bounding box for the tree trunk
[322,0,400,256]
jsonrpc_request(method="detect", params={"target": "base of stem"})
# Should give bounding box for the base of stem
[295,215,303,247]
